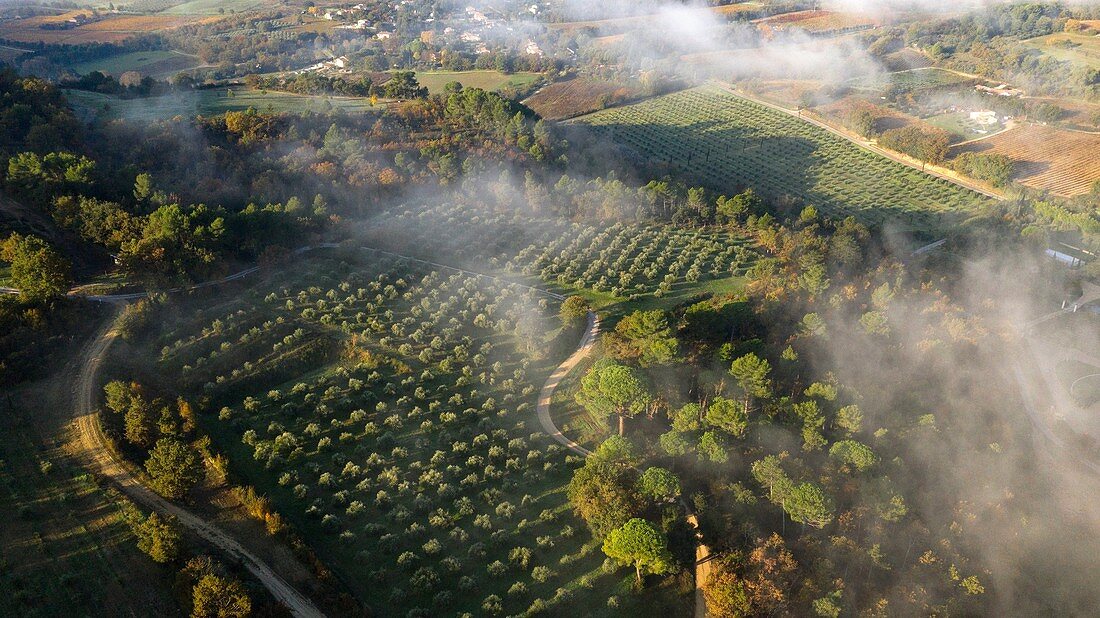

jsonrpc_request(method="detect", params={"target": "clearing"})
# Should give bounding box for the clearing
[1020,32,1100,70]
[413,70,540,95]
[63,88,380,121]
[0,13,220,44]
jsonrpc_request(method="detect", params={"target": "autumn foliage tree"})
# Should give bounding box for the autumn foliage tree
[705,534,797,617]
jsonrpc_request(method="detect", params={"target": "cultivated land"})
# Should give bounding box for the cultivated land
[752,9,879,35]
[524,78,640,120]
[66,50,202,79]
[848,67,976,95]
[161,0,274,15]
[954,124,1100,197]
[574,85,991,229]
[63,88,380,121]
[0,13,219,44]
[130,251,693,616]
[413,70,540,95]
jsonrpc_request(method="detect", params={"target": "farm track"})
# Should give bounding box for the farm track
[42,242,571,615]
[534,311,712,617]
[72,315,326,616]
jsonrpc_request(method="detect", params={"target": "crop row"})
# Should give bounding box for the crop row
[577,85,992,230]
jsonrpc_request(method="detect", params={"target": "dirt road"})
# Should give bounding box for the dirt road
[534,310,712,617]
[73,311,326,618]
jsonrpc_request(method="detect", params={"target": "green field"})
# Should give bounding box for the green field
[66,50,201,79]
[924,111,1005,143]
[574,85,992,229]
[414,70,541,95]
[1020,33,1100,70]
[64,87,380,121]
[850,67,975,94]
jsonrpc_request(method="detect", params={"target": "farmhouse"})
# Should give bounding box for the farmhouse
[969,110,998,125]
[975,83,1024,97]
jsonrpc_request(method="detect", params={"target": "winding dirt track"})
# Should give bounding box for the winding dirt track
[74,311,326,618]
[533,311,712,617]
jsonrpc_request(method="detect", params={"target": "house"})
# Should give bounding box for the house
[969,110,998,125]
[975,83,1023,98]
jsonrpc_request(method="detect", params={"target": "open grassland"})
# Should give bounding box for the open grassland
[64,88,380,121]
[0,13,219,44]
[1020,32,1100,70]
[138,252,692,616]
[575,85,991,229]
[954,124,1100,197]
[66,50,201,78]
[414,70,540,95]
[524,77,640,120]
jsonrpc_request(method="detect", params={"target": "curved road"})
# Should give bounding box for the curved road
[75,314,325,618]
[534,311,712,617]
[50,242,562,617]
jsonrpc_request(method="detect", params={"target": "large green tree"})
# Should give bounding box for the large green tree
[568,459,642,538]
[576,359,654,435]
[191,573,251,618]
[602,518,676,586]
[135,512,181,563]
[606,309,679,366]
[145,438,203,499]
[729,353,772,414]
[0,233,71,302]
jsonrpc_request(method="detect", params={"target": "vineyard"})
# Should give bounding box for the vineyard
[575,85,991,230]
[953,124,1100,197]
[848,68,976,96]
[0,13,217,44]
[143,251,688,616]
[525,78,640,120]
[367,202,755,302]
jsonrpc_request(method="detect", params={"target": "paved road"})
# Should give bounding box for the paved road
[74,312,326,618]
[534,311,712,616]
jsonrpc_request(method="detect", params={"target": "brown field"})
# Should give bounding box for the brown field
[744,79,823,108]
[1028,96,1100,130]
[0,13,219,44]
[754,10,879,34]
[524,77,640,120]
[954,124,1100,196]
[818,95,917,132]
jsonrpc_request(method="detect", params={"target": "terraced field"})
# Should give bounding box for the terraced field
[574,85,991,229]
